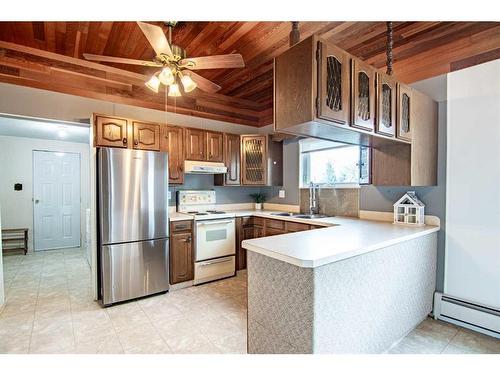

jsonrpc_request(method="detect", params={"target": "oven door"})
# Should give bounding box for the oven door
[195,219,235,261]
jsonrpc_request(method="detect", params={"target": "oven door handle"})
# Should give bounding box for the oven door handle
[197,220,233,226]
[199,257,233,266]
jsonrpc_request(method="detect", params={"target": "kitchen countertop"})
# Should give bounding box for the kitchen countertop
[169,212,194,222]
[239,210,439,268]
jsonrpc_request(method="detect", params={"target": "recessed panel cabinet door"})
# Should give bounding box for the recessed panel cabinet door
[376,72,397,137]
[185,128,206,161]
[241,135,267,185]
[132,121,160,151]
[206,131,224,162]
[162,125,184,184]
[397,83,413,141]
[351,59,376,131]
[224,133,241,185]
[317,42,350,125]
[95,115,129,148]
[170,231,194,284]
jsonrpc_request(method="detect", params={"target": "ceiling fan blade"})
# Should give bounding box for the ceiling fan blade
[184,71,221,93]
[180,54,245,70]
[83,53,162,67]
[137,21,173,58]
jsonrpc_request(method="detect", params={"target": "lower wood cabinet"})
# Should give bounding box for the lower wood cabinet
[169,220,194,284]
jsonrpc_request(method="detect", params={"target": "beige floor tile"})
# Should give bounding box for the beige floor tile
[0,333,31,354]
[195,315,245,342]
[212,332,248,354]
[165,332,221,354]
[75,333,124,354]
[154,315,201,339]
[448,329,500,354]
[107,302,151,332]
[116,323,170,353]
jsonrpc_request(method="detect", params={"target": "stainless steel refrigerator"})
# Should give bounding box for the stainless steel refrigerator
[97,147,169,306]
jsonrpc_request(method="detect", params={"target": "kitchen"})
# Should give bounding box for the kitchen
[0,4,499,373]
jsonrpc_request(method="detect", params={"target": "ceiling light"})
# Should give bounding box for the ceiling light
[158,67,175,85]
[145,74,161,93]
[168,83,181,97]
[181,74,197,93]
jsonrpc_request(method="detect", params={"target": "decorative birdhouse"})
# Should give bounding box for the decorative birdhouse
[393,191,425,226]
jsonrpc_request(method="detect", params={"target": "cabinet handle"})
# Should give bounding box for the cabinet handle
[181,237,191,243]
[122,138,127,144]
[178,165,183,172]
[134,139,139,146]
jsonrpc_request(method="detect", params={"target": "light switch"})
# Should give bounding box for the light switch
[168,191,172,200]
[279,189,286,198]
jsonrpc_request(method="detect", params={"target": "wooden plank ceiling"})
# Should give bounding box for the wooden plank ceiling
[0,21,499,127]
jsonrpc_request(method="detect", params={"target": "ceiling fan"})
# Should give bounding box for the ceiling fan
[83,21,245,96]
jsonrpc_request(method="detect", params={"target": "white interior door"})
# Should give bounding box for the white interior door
[33,150,81,251]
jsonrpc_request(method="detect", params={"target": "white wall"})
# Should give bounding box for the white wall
[0,204,4,307]
[0,135,90,252]
[445,59,500,309]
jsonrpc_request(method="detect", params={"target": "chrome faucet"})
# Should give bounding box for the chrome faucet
[309,182,320,215]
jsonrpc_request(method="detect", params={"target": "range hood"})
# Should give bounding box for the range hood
[184,160,227,174]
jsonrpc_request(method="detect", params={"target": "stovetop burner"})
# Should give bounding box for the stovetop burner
[206,210,226,214]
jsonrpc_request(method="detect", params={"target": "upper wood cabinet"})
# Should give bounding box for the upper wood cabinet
[317,42,350,125]
[206,131,224,162]
[161,125,184,184]
[241,135,267,185]
[397,83,413,141]
[94,115,129,148]
[132,121,160,151]
[215,133,241,186]
[376,72,397,137]
[351,58,376,132]
[184,128,207,161]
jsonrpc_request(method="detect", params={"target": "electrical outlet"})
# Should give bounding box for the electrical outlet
[279,189,286,198]
[168,191,172,200]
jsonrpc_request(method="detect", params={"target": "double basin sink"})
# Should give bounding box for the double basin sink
[270,212,328,220]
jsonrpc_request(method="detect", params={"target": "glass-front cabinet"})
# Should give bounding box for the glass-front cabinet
[317,41,350,125]
[351,58,376,132]
[241,135,267,185]
[376,72,397,137]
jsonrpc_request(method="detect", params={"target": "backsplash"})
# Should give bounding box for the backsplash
[299,188,359,217]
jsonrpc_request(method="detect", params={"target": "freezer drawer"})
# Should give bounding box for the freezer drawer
[101,238,169,305]
[194,255,235,285]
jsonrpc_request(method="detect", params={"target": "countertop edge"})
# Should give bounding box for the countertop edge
[242,225,439,268]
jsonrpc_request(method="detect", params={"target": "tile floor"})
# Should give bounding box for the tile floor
[0,248,498,354]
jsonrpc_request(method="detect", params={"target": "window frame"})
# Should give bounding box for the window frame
[299,141,371,189]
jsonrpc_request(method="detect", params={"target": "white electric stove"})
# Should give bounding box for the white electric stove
[177,190,236,284]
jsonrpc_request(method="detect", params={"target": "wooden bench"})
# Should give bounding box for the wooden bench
[1,228,28,255]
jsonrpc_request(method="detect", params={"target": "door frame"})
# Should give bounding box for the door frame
[32,149,82,251]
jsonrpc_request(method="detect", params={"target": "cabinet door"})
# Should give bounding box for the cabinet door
[317,41,350,125]
[254,226,264,238]
[95,115,129,148]
[206,131,224,162]
[238,225,256,270]
[185,128,207,161]
[224,133,241,185]
[170,232,194,284]
[132,121,160,151]
[264,227,286,237]
[397,83,413,141]
[351,59,376,131]
[162,125,184,184]
[241,135,267,185]
[376,72,397,137]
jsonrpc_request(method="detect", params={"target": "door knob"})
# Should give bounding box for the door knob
[34,199,40,204]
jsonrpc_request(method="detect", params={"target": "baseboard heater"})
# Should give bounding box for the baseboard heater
[433,292,500,339]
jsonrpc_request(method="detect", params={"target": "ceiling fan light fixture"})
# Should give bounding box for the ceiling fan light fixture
[145,74,161,93]
[181,74,197,93]
[168,83,181,97]
[158,66,175,85]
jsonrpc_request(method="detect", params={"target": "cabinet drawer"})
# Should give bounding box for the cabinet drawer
[285,221,310,232]
[171,220,192,232]
[265,227,286,236]
[265,218,285,230]
[253,217,265,227]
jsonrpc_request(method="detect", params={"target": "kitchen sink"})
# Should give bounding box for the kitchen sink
[270,212,294,217]
[292,214,328,219]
